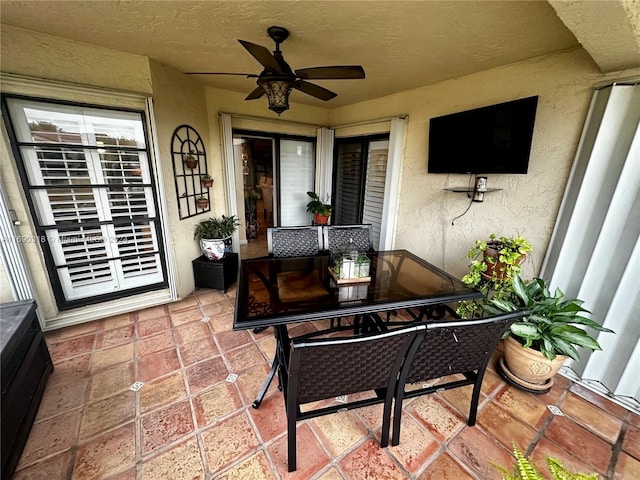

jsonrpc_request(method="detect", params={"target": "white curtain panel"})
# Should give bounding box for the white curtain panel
[379,116,407,250]
[315,127,334,203]
[219,113,240,251]
[541,82,640,412]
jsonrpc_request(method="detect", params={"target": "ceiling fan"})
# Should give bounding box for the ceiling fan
[185,26,366,115]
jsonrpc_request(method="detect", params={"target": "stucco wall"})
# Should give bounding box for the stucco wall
[329,48,640,281]
[0,25,152,94]
[147,60,212,297]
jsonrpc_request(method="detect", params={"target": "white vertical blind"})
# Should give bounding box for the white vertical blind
[541,83,640,413]
[279,139,315,226]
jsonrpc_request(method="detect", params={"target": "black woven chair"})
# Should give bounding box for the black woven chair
[389,310,528,446]
[267,226,324,257]
[322,224,374,328]
[322,224,373,254]
[284,323,425,472]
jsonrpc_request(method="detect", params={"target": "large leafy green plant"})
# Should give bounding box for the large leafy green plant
[305,191,332,216]
[493,447,598,479]
[193,215,239,240]
[483,275,613,361]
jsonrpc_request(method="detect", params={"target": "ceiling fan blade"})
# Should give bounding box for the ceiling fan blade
[184,72,258,77]
[238,40,282,72]
[294,81,337,101]
[245,87,265,100]
[295,65,365,80]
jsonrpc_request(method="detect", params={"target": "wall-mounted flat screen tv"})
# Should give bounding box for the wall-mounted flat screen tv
[428,96,538,174]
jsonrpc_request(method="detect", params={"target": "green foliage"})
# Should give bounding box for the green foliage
[483,275,613,361]
[305,191,332,216]
[201,173,212,180]
[457,233,532,318]
[193,215,239,240]
[494,447,599,479]
[244,189,259,215]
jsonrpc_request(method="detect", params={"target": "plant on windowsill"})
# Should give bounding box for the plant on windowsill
[306,191,332,225]
[493,446,598,479]
[483,274,613,393]
[456,233,532,318]
[194,215,239,260]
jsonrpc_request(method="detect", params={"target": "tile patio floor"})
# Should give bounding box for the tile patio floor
[11,238,640,479]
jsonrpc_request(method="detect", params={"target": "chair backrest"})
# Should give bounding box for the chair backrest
[267,226,323,257]
[390,310,528,447]
[404,311,525,384]
[323,224,373,254]
[289,324,425,405]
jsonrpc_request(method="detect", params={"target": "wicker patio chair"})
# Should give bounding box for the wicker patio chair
[322,224,373,254]
[389,310,528,446]
[284,323,425,471]
[267,225,324,258]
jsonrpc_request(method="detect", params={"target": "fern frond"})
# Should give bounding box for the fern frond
[546,457,599,480]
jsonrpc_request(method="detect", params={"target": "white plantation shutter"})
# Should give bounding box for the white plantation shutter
[362,141,389,249]
[6,98,165,306]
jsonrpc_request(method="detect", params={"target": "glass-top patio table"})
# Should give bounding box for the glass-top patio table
[233,249,482,407]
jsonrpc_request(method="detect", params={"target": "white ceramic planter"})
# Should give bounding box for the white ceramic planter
[200,237,228,260]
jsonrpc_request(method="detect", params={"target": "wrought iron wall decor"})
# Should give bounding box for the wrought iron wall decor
[171,125,210,219]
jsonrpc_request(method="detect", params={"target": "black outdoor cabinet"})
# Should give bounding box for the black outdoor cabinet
[1,300,53,480]
[192,253,238,292]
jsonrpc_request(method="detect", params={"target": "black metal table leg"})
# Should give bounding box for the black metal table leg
[252,351,279,408]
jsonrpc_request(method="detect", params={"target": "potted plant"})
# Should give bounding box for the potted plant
[483,274,613,393]
[306,191,332,225]
[457,234,532,318]
[195,196,209,209]
[183,151,198,169]
[201,174,213,188]
[493,447,598,479]
[194,215,239,260]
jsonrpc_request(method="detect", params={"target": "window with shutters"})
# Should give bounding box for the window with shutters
[3,97,166,309]
[332,135,389,249]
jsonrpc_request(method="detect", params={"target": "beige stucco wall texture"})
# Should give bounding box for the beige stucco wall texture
[2,24,639,326]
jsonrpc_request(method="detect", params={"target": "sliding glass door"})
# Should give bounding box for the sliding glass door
[333,135,390,249]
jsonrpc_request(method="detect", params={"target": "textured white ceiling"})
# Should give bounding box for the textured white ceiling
[1,1,638,108]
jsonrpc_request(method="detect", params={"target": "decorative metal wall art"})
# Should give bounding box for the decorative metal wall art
[171,125,211,219]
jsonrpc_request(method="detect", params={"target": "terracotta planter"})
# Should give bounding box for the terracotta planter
[196,198,209,209]
[201,178,213,188]
[313,213,330,225]
[184,156,198,169]
[483,245,526,280]
[500,336,567,393]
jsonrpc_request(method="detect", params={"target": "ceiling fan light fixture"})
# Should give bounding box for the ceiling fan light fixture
[258,78,293,115]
